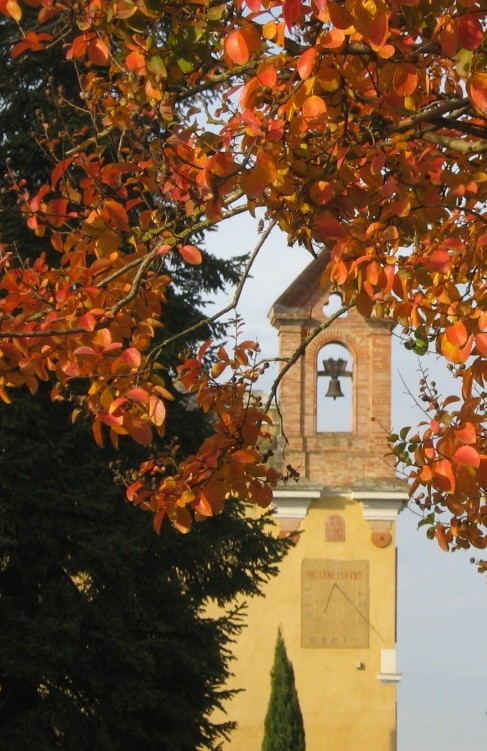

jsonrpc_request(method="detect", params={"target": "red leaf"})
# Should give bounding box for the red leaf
[313,214,347,240]
[79,312,96,331]
[368,12,390,51]
[87,37,110,66]
[458,14,484,51]
[283,0,302,30]
[126,387,149,404]
[423,249,451,273]
[122,347,142,368]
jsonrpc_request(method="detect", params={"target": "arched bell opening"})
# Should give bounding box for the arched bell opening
[316,341,353,433]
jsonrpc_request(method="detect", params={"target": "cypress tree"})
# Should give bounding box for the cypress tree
[261,628,306,751]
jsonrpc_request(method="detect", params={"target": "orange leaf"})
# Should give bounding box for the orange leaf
[423,249,451,273]
[302,95,327,124]
[433,458,455,492]
[393,63,419,96]
[468,73,487,114]
[329,260,348,286]
[310,180,335,206]
[455,422,477,444]
[79,312,96,331]
[192,493,215,517]
[129,419,153,445]
[104,199,129,230]
[0,0,22,22]
[257,61,277,87]
[126,387,149,404]
[224,26,261,65]
[179,244,202,265]
[434,525,450,552]
[320,27,345,49]
[440,321,474,363]
[445,320,469,347]
[355,292,374,319]
[475,333,487,356]
[233,449,259,464]
[148,395,166,426]
[453,445,480,468]
[440,333,474,363]
[297,47,318,79]
[126,47,146,73]
[368,12,390,52]
[126,480,145,502]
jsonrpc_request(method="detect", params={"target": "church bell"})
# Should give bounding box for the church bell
[325,377,344,400]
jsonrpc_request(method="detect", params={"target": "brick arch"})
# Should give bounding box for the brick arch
[307,329,360,364]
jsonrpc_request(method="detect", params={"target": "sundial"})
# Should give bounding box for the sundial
[301,559,369,648]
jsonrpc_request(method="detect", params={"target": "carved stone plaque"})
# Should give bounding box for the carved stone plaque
[325,514,345,542]
[301,559,369,648]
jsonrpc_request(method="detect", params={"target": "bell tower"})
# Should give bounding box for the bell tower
[221,252,406,751]
[271,250,393,487]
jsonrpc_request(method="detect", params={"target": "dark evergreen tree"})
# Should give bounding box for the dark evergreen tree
[0,389,288,750]
[261,628,306,751]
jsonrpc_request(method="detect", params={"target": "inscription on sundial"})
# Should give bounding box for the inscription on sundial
[301,559,369,648]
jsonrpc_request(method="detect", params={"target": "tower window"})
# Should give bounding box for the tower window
[316,342,353,432]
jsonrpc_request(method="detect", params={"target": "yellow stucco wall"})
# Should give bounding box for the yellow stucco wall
[217,493,399,751]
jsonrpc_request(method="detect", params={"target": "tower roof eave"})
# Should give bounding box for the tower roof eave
[268,250,330,327]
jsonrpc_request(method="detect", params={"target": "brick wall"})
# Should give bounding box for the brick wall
[271,276,395,488]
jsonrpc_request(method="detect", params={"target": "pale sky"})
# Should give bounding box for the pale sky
[208,212,487,751]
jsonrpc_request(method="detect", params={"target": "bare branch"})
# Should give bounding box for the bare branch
[263,301,356,414]
[147,219,278,363]
[391,98,470,133]
[421,131,487,153]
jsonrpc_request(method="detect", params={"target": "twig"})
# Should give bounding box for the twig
[264,301,355,414]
